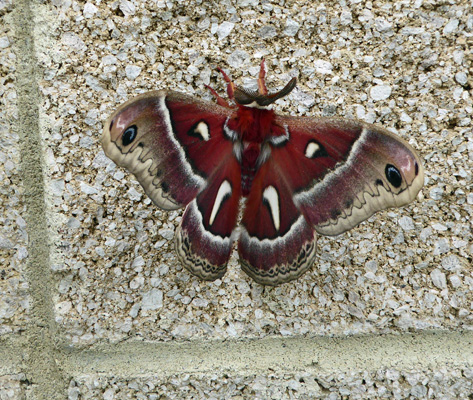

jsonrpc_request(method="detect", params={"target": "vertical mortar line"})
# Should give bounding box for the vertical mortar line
[13,1,66,398]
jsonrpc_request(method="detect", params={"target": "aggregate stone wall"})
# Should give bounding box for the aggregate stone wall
[1,0,472,399]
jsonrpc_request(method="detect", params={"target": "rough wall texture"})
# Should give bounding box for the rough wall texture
[1,0,472,398]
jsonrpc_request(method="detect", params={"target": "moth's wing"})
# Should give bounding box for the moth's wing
[176,156,241,281]
[102,91,235,210]
[102,91,241,280]
[274,116,424,236]
[238,117,424,286]
[238,159,318,286]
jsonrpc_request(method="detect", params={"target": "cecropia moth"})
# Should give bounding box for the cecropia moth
[102,61,424,286]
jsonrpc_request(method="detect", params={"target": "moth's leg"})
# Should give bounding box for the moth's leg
[257,59,268,95]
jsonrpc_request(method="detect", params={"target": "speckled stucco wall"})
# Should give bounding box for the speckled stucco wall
[1,0,473,398]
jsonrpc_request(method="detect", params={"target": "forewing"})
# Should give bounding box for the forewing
[273,116,424,236]
[102,91,234,210]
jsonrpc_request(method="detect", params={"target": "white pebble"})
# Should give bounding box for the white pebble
[443,19,459,35]
[0,36,10,49]
[375,18,392,32]
[370,85,392,101]
[365,260,378,273]
[192,298,209,307]
[187,65,199,75]
[386,369,400,381]
[141,289,163,311]
[411,385,427,398]
[392,231,405,244]
[354,105,365,119]
[287,379,301,391]
[432,223,447,231]
[442,255,461,271]
[453,50,464,64]
[50,179,65,197]
[210,22,218,35]
[85,75,103,91]
[226,323,238,336]
[0,235,13,250]
[56,301,72,316]
[401,27,424,35]
[340,10,353,25]
[452,238,467,248]
[80,182,98,195]
[314,60,333,74]
[400,112,413,123]
[132,256,145,268]
[127,186,142,201]
[103,55,118,65]
[430,268,447,289]
[257,25,276,39]
[197,17,210,31]
[429,186,444,200]
[217,21,234,40]
[119,0,136,16]
[103,388,115,400]
[468,193,473,205]
[158,228,174,241]
[449,274,462,288]
[130,276,144,289]
[113,170,125,180]
[126,304,139,319]
[399,216,414,231]
[67,217,81,229]
[433,239,450,255]
[17,247,28,260]
[455,72,468,86]
[83,3,98,18]
[284,19,300,36]
[62,32,86,52]
[227,50,249,68]
[125,65,142,80]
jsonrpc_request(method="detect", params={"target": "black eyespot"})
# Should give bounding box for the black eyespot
[161,181,169,193]
[330,209,341,219]
[385,164,402,188]
[415,161,419,176]
[122,125,137,146]
[109,119,114,131]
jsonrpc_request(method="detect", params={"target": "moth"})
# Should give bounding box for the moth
[102,61,424,286]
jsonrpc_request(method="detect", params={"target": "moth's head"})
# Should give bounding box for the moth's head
[233,77,297,107]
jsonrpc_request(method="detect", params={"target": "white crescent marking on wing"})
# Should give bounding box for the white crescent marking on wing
[305,141,320,158]
[209,180,232,226]
[194,121,210,141]
[263,185,280,231]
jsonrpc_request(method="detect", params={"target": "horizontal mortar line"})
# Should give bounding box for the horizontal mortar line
[60,330,473,377]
